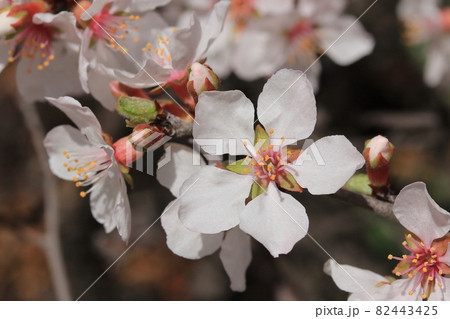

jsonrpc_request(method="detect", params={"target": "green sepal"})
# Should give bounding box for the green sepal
[277,170,302,193]
[250,179,268,200]
[344,174,373,195]
[119,164,134,189]
[116,96,158,127]
[226,158,253,175]
[254,124,269,150]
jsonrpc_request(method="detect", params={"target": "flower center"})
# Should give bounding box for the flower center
[5,22,55,72]
[229,0,255,30]
[388,234,447,299]
[243,131,289,182]
[141,28,178,68]
[286,20,319,65]
[89,4,142,55]
[61,149,111,198]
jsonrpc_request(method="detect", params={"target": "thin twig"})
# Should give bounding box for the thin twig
[17,97,72,300]
[330,189,395,219]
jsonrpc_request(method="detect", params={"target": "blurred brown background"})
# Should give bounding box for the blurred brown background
[1,0,450,300]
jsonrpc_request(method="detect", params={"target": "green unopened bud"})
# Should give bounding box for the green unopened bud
[187,62,220,102]
[116,96,158,127]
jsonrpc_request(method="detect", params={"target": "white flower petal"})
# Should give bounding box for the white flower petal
[289,135,364,195]
[393,182,450,247]
[194,90,255,156]
[298,0,346,23]
[161,200,223,259]
[257,69,316,141]
[239,183,308,257]
[220,227,252,292]
[46,96,102,135]
[254,0,294,15]
[89,163,131,242]
[424,43,449,87]
[17,44,83,103]
[44,125,96,180]
[193,0,230,61]
[232,27,287,81]
[179,166,253,234]
[318,16,375,66]
[324,259,387,297]
[127,0,171,12]
[157,143,204,197]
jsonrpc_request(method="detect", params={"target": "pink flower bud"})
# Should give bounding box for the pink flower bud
[363,135,395,187]
[113,136,144,166]
[187,62,220,102]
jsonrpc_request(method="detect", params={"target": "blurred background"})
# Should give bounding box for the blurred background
[1,0,450,300]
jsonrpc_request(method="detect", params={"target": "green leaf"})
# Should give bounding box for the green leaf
[116,96,158,126]
[254,124,269,150]
[277,171,302,193]
[226,158,253,175]
[344,174,373,195]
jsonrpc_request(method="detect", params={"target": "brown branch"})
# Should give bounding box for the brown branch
[330,189,396,219]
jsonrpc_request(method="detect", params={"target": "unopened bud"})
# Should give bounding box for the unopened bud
[363,135,394,187]
[116,96,158,126]
[129,124,166,151]
[187,62,220,102]
[113,136,144,166]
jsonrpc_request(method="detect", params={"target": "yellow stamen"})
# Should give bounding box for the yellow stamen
[80,191,86,198]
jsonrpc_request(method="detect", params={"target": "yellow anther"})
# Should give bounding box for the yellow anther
[63,163,68,167]
[420,242,425,247]
[65,155,70,159]
[172,28,178,32]
[135,16,140,21]
[408,291,414,295]
[243,141,247,146]
[408,273,413,278]
[75,182,82,187]
[438,282,443,287]
[276,156,280,161]
[439,270,443,275]
[243,168,249,173]
[129,15,135,20]
[134,38,139,43]
[402,255,407,259]
[43,61,49,67]
[72,177,78,182]
[80,191,86,198]
[250,161,256,166]
[120,35,125,40]
[40,43,45,49]
[281,136,285,141]
[421,294,427,299]
[120,23,127,29]
[402,241,407,246]
[395,272,401,276]
[37,65,44,71]
[49,55,55,60]
[8,57,14,63]
[406,234,412,239]
[259,162,265,166]
[110,44,116,49]
[264,155,270,161]
[255,172,260,175]
[270,175,276,180]
[422,267,427,273]
[387,254,393,260]
[262,148,267,152]
[281,161,286,165]
[428,277,434,281]
[63,151,68,155]
[430,247,436,252]
[412,259,418,263]
[269,145,274,149]
[269,129,274,134]
[287,150,293,155]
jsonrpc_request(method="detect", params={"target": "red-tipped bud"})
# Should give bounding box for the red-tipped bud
[363,135,395,187]
[72,0,91,25]
[441,8,450,32]
[128,124,166,150]
[113,136,144,166]
[187,62,220,102]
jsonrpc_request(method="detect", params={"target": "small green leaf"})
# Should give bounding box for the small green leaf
[116,96,158,126]
[254,124,269,150]
[226,158,253,175]
[344,174,373,195]
[277,171,302,193]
